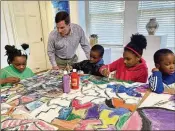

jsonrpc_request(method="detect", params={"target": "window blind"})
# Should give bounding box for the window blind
[88,1,125,45]
[138,1,175,51]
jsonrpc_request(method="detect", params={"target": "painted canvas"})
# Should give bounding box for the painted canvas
[1,70,174,130]
[51,0,70,14]
[122,93,175,130]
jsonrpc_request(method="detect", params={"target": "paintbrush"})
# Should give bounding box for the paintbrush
[66,62,71,73]
[107,64,110,81]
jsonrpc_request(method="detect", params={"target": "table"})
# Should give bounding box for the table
[1,70,175,130]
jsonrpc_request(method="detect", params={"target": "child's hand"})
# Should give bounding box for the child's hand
[65,65,73,71]
[152,68,159,72]
[101,68,110,77]
[4,77,20,84]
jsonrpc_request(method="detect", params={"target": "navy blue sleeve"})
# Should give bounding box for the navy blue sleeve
[148,71,164,94]
[71,60,86,70]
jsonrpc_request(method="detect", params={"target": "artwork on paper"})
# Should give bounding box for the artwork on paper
[122,93,175,130]
[29,80,148,130]
[1,69,175,130]
[25,100,44,111]
[51,0,70,14]
[1,119,58,130]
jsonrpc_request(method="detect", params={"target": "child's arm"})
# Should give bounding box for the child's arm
[0,69,20,86]
[92,64,104,76]
[148,68,164,94]
[0,77,20,85]
[71,60,86,71]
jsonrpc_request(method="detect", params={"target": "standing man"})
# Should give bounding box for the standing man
[47,11,91,70]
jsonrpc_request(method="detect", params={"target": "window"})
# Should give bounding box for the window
[88,1,125,45]
[138,1,175,51]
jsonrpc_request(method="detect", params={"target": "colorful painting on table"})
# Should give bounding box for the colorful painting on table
[122,93,175,130]
[1,70,174,130]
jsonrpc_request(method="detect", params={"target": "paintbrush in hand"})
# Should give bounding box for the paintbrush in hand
[107,64,110,81]
[66,63,71,73]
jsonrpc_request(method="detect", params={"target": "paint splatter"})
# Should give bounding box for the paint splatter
[112,98,137,112]
[140,107,175,130]
[116,113,131,130]
[169,95,175,101]
[94,110,119,129]
[99,103,130,116]
[75,119,102,130]
[107,84,142,97]
[72,109,87,119]
[85,104,99,119]
[51,118,81,130]
[66,113,81,121]
[57,107,72,120]
[72,99,93,110]
[121,111,142,130]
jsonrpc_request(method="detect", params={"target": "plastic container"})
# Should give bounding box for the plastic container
[62,70,71,93]
[71,69,79,89]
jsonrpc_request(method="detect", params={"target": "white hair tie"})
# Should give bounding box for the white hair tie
[16,45,30,56]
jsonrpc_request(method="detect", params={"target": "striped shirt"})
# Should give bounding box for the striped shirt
[47,23,91,67]
[149,71,175,93]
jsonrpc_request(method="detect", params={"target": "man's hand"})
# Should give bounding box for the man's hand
[52,66,59,70]
[101,68,110,77]
[152,68,159,72]
[65,65,73,71]
[1,77,20,84]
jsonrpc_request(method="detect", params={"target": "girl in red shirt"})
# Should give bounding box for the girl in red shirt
[100,33,148,83]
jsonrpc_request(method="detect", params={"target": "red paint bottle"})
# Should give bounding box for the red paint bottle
[71,69,79,89]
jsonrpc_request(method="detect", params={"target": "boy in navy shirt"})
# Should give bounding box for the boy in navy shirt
[149,49,175,93]
[66,44,104,76]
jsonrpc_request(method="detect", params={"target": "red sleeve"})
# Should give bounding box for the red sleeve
[99,58,122,73]
[136,68,148,83]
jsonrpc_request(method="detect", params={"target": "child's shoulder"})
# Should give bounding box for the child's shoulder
[25,67,33,72]
[1,65,12,72]
[24,67,35,76]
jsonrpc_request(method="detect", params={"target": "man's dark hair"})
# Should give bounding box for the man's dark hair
[154,49,174,64]
[55,11,70,25]
[91,44,104,57]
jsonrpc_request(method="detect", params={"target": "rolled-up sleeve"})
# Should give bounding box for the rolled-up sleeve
[79,28,91,59]
[47,33,57,67]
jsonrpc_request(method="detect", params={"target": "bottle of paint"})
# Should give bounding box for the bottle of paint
[62,70,70,93]
[71,69,79,89]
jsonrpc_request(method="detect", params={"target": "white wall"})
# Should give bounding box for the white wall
[69,1,87,62]
[123,1,138,45]
[1,5,9,68]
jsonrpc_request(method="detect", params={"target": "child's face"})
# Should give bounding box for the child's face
[90,50,102,64]
[12,56,27,72]
[157,53,175,75]
[123,50,140,68]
